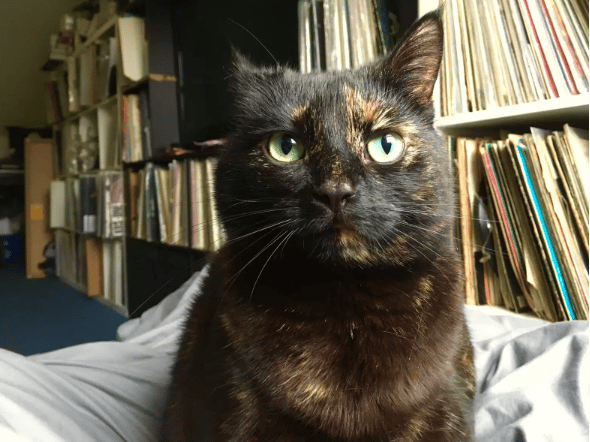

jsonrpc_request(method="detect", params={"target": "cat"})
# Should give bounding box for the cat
[160,10,475,442]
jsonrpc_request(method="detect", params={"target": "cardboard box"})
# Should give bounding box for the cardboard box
[24,136,55,279]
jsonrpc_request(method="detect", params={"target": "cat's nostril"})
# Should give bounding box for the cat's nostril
[315,180,356,213]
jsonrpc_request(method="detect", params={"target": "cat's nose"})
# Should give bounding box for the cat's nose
[314,180,356,213]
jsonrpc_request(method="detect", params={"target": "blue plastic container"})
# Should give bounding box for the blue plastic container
[2,235,25,268]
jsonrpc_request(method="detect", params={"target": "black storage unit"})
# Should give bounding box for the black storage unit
[170,0,300,143]
[126,237,208,317]
[124,0,299,317]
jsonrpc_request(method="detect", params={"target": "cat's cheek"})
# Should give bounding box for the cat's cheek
[412,181,436,201]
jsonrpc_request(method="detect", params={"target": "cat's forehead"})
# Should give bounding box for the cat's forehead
[287,74,419,138]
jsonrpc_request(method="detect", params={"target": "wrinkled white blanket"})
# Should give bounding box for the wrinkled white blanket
[0,267,587,441]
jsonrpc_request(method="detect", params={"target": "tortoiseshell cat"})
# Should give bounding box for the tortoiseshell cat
[160,11,475,442]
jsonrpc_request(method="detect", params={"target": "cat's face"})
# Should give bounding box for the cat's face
[215,12,451,269]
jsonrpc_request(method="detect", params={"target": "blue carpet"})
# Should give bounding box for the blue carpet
[0,268,127,356]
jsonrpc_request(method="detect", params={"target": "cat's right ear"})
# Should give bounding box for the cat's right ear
[228,47,260,94]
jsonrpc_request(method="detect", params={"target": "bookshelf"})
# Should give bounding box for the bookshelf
[432,0,589,320]
[45,3,197,316]
[46,7,127,313]
[46,0,300,317]
[436,93,590,135]
[119,0,300,317]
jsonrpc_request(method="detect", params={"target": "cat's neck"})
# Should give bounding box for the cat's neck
[215,241,460,316]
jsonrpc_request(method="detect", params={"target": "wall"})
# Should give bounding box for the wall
[0,0,80,133]
[0,129,9,159]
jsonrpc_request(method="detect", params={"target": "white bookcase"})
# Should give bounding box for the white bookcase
[423,0,589,319]
[435,92,589,135]
[415,0,590,135]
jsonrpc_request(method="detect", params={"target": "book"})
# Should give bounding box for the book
[562,125,589,211]
[85,237,103,297]
[168,160,189,247]
[127,170,140,238]
[50,180,66,229]
[298,0,313,73]
[311,1,327,70]
[145,163,160,243]
[135,168,146,240]
[138,89,152,159]
[299,0,389,72]
[456,138,478,305]
[97,102,118,169]
[511,136,576,319]
[479,142,535,310]
[205,158,224,250]
[100,171,125,238]
[102,239,124,306]
[451,125,590,320]
[190,159,210,250]
[122,95,131,163]
[24,137,55,279]
[155,166,172,244]
[118,16,148,82]
[456,0,477,111]
[79,43,98,107]
[79,174,98,234]
[530,128,588,316]
[490,141,539,312]
[128,94,144,162]
[440,0,589,115]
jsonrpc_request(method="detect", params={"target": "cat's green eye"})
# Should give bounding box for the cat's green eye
[367,133,404,163]
[268,133,305,163]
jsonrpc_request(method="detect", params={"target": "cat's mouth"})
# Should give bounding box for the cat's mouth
[319,220,365,249]
[322,213,358,236]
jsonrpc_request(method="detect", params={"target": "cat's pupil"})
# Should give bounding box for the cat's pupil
[381,136,392,154]
[281,136,294,155]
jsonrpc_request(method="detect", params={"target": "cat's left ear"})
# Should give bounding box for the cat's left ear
[372,10,443,107]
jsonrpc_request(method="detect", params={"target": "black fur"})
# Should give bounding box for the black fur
[160,11,475,442]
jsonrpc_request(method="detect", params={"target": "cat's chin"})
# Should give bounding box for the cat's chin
[297,226,384,269]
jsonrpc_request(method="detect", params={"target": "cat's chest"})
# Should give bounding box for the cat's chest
[210,250,463,439]
[221,263,451,387]
[217,269,458,439]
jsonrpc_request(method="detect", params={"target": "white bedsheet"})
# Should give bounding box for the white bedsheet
[0,267,587,441]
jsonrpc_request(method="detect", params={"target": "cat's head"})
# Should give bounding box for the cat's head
[215,11,452,269]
